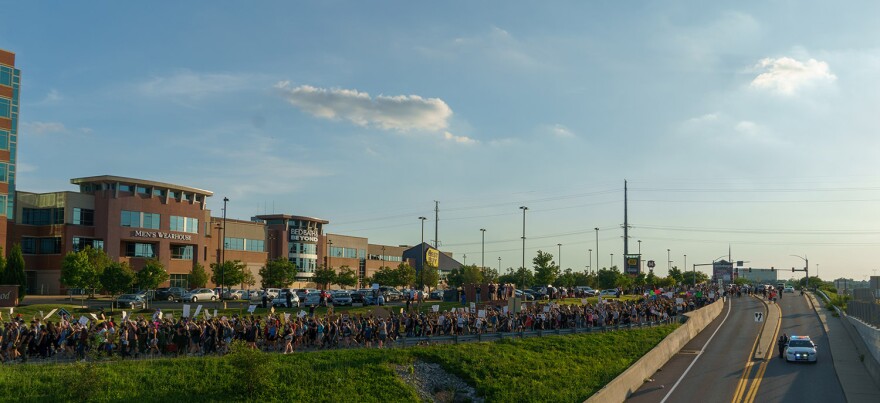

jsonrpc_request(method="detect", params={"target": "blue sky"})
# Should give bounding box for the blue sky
[4,1,880,282]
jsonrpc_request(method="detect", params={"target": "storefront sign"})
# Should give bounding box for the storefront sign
[624,254,641,275]
[0,286,19,307]
[289,228,319,242]
[425,247,439,267]
[131,230,193,241]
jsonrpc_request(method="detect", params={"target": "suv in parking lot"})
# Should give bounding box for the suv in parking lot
[156,287,187,301]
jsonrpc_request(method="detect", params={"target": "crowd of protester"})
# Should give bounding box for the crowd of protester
[0,283,722,364]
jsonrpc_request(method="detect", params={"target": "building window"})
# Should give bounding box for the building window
[0,162,6,182]
[224,237,245,251]
[21,237,36,254]
[358,249,366,259]
[125,242,156,258]
[152,188,165,197]
[0,130,8,150]
[73,208,94,226]
[37,237,62,254]
[143,213,160,229]
[119,184,132,192]
[168,191,177,199]
[171,245,193,260]
[122,211,159,229]
[0,98,9,118]
[170,274,189,289]
[246,239,265,252]
[170,216,198,233]
[22,208,64,225]
[136,186,148,194]
[72,237,104,252]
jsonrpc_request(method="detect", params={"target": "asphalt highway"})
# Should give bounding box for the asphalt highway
[626,293,845,403]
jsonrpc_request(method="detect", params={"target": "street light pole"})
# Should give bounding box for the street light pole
[498,257,501,274]
[557,243,562,271]
[463,254,467,266]
[480,228,486,270]
[638,240,642,271]
[791,254,809,288]
[520,206,528,290]
[419,217,427,289]
[667,249,671,274]
[684,254,688,285]
[221,197,229,291]
[610,253,614,268]
[594,227,599,270]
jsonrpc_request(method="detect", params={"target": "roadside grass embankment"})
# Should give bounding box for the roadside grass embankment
[0,324,678,402]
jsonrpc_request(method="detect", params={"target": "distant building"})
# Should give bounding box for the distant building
[0,48,21,251]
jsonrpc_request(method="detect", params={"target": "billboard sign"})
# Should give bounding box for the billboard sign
[0,286,19,307]
[425,247,440,267]
[624,254,641,275]
[713,260,734,283]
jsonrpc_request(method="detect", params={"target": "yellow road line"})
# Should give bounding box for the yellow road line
[743,303,782,403]
[731,297,766,403]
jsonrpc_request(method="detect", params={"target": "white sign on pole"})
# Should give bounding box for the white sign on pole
[284,313,291,322]
[247,305,258,314]
[432,305,439,312]
[581,299,587,305]
[213,309,217,318]
[478,310,486,318]
[122,311,128,321]
[754,312,764,322]
[675,298,684,305]
[78,316,89,326]
[44,308,58,320]
[193,305,203,318]
[182,304,191,318]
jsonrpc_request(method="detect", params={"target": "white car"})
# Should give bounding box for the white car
[783,286,794,293]
[271,291,301,308]
[183,288,217,302]
[302,293,322,307]
[785,335,817,363]
[599,289,619,298]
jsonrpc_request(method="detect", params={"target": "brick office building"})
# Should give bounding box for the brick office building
[0,49,21,251]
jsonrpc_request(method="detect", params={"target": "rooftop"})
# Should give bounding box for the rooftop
[70,175,213,197]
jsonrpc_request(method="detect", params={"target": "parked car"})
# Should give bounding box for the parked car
[429,290,444,300]
[350,291,367,305]
[264,288,281,300]
[222,289,244,300]
[783,286,795,293]
[295,288,318,301]
[515,289,536,301]
[156,287,188,301]
[302,293,322,307]
[331,291,353,306]
[599,289,619,298]
[134,289,157,301]
[116,294,147,309]
[575,286,597,297]
[379,286,401,301]
[183,288,217,302]
[272,290,300,307]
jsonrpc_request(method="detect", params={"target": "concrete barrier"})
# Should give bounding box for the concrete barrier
[585,300,724,403]
[752,296,780,360]
[846,315,880,388]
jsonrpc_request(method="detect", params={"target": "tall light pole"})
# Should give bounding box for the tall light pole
[667,249,671,274]
[638,240,642,272]
[610,253,614,268]
[594,227,599,270]
[791,254,809,288]
[557,243,562,271]
[684,254,688,284]
[221,197,229,290]
[463,254,467,266]
[419,216,427,289]
[497,257,501,273]
[480,228,486,270]
[588,249,592,273]
[520,206,528,290]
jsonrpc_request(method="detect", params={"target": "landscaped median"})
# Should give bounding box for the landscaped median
[0,324,678,402]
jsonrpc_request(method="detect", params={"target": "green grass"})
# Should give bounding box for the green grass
[0,324,678,402]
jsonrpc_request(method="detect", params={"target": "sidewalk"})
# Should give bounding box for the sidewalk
[806,292,880,402]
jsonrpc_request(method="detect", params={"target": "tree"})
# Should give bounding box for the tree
[633,272,647,288]
[242,270,257,289]
[190,263,208,288]
[645,270,657,287]
[597,267,621,289]
[135,259,169,291]
[210,260,247,289]
[312,266,337,290]
[682,270,709,285]
[371,267,396,286]
[100,261,135,303]
[0,246,6,285]
[480,266,499,283]
[335,266,358,289]
[615,273,633,289]
[259,257,298,288]
[532,250,559,286]
[396,262,417,288]
[668,266,684,285]
[497,267,535,289]
[733,277,751,286]
[421,265,439,291]
[60,246,108,297]
[5,245,25,300]
[554,268,576,288]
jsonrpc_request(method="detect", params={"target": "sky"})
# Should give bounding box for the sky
[3,1,880,282]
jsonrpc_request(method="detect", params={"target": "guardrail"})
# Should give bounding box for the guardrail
[390,318,679,348]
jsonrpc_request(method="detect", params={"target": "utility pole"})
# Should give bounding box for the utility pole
[520,206,528,289]
[222,197,229,291]
[419,217,427,289]
[624,180,629,256]
[558,243,562,271]
[480,228,486,270]
[595,228,599,271]
[434,201,439,249]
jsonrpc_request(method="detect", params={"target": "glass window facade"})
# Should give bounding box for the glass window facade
[330,246,359,259]
[121,210,160,229]
[125,242,156,258]
[0,130,7,150]
[289,243,317,255]
[21,237,36,254]
[22,208,64,225]
[73,208,94,226]
[246,239,264,252]
[171,245,193,259]
[170,274,189,289]
[170,216,198,233]
[39,237,62,254]
[72,237,104,252]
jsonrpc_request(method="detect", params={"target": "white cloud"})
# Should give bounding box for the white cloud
[444,131,477,144]
[43,89,63,103]
[137,70,256,99]
[20,121,67,135]
[750,57,836,95]
[547,124,575,138]
[680,113,782,146]
[277,83,453,132]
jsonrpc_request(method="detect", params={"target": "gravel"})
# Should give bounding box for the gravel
[396,360,484,403]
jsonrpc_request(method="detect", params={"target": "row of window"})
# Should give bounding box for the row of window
[288,257,317,272]
[169,216,199,234]
[121,210,160,229]
[0,129,11,151]
[0,66,17,87]
[72,237,104,252]
[368,254,403,262]
[329,246,366,260]
[289,242,317,255]
[21,237,61,255]
[224,237,265,252]
[22,208,64,225]
[116,184,204,203]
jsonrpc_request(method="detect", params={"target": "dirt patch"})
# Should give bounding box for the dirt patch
[396,360,484,403]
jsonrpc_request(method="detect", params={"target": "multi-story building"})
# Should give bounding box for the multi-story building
[11,175,450,294]
[0,49,21,250]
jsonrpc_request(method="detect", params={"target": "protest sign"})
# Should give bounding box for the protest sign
[581,299,587,305]
[165,312,174,320]
[543,306,550,313]
[675,298,684,305]
[122,311,128,321]
[193,305,203,318]
[431,305,440,312]
[298,310,307,318]
[44,308,58,320]
[182,304,191,318]
[284,313,291,322]
[478,310,486,318]
[247,305,258,313]
[213,309,217,318]
[89,313,99,320]
[79,316,89,326]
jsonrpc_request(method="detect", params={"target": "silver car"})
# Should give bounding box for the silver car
[331,291,353,306]
[183,288,217,302]
[116,294,147,309]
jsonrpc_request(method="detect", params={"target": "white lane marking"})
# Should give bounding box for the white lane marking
[660,299,733,403]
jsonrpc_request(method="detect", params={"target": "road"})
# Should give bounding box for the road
[626,292,844,403]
